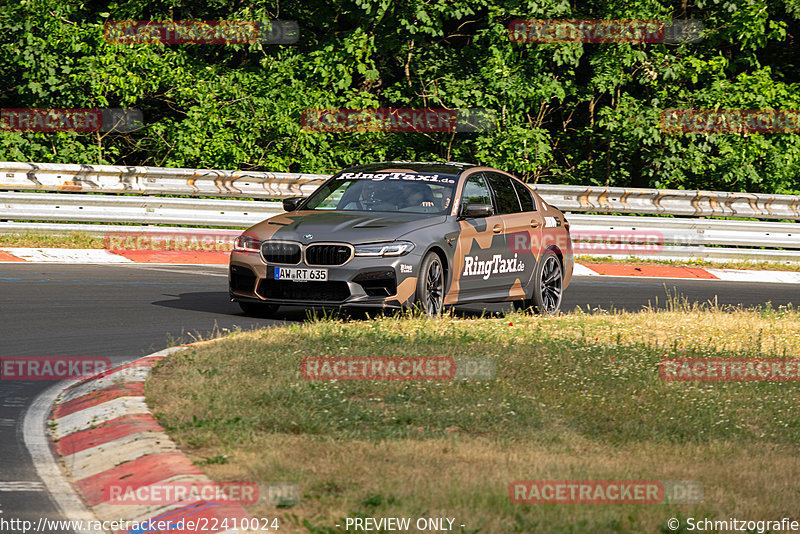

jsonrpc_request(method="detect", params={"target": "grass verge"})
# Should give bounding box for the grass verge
[576,254,800,272]
[1,232,799,273]
[0,231,105,248]
[146,301,800,533]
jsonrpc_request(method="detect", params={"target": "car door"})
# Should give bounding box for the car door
[449,172,510,302]
[484,172,537,300]
[509,176,546,262]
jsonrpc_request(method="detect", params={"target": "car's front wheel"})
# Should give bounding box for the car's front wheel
[514,250,563,314]
[415,252,444,317]
[238,301,280,317]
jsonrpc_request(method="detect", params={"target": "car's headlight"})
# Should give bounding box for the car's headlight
[233,235,261,252]
[354,241,415,257]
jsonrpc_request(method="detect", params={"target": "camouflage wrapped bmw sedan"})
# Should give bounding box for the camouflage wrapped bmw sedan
[229,161,573,316]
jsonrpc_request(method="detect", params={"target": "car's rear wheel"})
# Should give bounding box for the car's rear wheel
[415,252,444,317]
[514,250,563,314]
[238,301,280,317]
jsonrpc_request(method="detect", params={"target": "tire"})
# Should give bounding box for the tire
[514,250,563,314]
[238,301,280,317]
[415,252,445,317]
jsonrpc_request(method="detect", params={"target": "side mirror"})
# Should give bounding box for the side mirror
[461,203,494,218]
[283,197,305,212]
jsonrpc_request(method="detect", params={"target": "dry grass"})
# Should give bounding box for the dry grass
[2,232,798,274]
[146,304,800,533]
[0,231,105,248]
[191,435,800,533]
[577,254,800,272]
[533,297,800,356]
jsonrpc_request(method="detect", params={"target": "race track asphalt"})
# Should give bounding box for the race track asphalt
[0,263,797,529]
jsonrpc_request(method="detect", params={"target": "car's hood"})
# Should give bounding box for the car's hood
[246,210,448,244]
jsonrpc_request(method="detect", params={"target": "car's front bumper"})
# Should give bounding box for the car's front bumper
[228,250,422,308]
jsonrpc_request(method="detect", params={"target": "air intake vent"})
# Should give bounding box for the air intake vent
[257,280,350,301]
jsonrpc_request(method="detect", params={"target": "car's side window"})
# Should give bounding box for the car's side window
[460,173,493,210]
[511,179,536,212]
[485,172,522,214]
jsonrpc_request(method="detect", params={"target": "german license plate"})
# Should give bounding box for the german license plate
[273,267,328,281]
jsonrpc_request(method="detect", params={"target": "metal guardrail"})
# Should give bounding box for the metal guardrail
[0,161,328,198]
[570,215,800,249]
[2,161,800,220]
[2,216,797,248]
[567,215,800,263]
[534,185,800,220]
[1,161,799,263]
[0,192,282,227]
[2,195,799,263]
[0,222,245,236]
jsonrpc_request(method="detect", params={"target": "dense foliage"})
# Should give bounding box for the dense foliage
[1,0,799,192]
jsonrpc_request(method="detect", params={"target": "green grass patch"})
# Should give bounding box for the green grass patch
[157,320,799,445]
[147,304,800,533]
[576,255,800,271]
[0,230,106,248]
[2,230,799,273]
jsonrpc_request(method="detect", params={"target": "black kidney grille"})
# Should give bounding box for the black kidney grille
[305,244,352,266]
[261,241,301,264]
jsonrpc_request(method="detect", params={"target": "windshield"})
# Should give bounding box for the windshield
[302,172,457,214]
